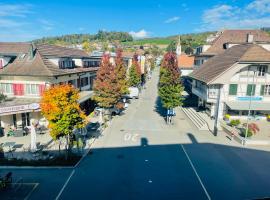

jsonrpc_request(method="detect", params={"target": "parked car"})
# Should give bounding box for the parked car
[126,87,139,99]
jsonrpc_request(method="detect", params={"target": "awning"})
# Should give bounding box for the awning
[225,101,270,111]
[78,91,94,103]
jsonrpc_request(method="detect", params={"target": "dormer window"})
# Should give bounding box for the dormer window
[59,59,75,69]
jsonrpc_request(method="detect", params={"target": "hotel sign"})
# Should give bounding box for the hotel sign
[0,103,40,114]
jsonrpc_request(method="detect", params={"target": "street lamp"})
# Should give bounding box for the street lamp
[244,66,256,145]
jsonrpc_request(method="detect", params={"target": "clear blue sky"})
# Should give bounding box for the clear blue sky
[0,0,270,41]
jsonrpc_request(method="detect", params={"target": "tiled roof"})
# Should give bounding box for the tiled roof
[203,30,270,55]
[177,54,194,69]
[0,42,31,55]
[189,44,270,84]
[0,42,98,77]
[36,44,89,58]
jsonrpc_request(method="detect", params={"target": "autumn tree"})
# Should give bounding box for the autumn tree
[128,54,141,87]
[115,48,129,95]
[40,84,86,152]
[92,54,121,108]
[158,52,184,111]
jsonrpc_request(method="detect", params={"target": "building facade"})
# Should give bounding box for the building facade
[0,43,98,135]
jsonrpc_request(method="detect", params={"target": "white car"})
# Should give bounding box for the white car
[127,87,139,99]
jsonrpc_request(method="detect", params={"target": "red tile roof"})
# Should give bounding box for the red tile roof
[177,54,194,68]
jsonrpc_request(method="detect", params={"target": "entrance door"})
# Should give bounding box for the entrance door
[21,113,30,128]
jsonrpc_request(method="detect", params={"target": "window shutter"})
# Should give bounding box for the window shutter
[39,84,45,95]
[12,84,17,95]
[260,85,265,96]
[229,84,237,95]
[0,59,3,69]
[247,84,256,96]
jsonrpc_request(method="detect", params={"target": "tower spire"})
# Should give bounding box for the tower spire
[176,35,181,55]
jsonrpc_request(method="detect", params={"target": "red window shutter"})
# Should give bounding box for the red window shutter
[13,84,24,96]
[0,59,3,69]
[39,84,45,95]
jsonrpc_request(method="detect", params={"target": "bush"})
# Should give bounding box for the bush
[224,114,230,120]
[240,128,253,137]
[230,119,241,127]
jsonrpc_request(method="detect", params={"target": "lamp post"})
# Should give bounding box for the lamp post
[244,67,256,145]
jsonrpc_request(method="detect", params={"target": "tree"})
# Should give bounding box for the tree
[128,54,141,87]
[115,48,129,95]
[40,84,86,154]
[92,54,121,108]
[158,52,184,110]
[166,40,176,53]
[0,93,6,103]
[82,40,91,53]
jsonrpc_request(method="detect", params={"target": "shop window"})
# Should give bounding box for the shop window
[246,84,256,96]
[229,84,238,96]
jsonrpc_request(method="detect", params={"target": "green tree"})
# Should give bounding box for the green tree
[158,52,184,109]
[128,54,141,87]
[115,48,129,95]
[166,40,177,53]
[0,93,6,103]
[93,54,121,108]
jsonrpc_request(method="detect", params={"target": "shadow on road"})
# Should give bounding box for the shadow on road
[154,96,166,123]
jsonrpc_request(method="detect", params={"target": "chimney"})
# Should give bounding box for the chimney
[29,43,35,59]
[247,34,254,43]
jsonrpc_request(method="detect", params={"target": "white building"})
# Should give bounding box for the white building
[194,30,270,68]
[0,43,98,135]
[189,43,270,121]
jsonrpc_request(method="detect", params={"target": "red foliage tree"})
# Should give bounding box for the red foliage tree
[93,54,121,108]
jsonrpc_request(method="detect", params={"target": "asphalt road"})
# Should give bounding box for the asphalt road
[2,68,270,200]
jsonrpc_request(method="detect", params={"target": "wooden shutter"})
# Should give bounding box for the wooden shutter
[247,84,255,96]
[13,83,24,96]
[260,85,265,96]
[39,84,46,95]
[229,84,237,95]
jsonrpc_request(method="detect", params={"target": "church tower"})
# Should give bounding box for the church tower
[176,36,181,55]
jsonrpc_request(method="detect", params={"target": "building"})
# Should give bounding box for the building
[189,43,270,121]
[0,42,99,134]
[194,30,270,68]
[177,54,195,76]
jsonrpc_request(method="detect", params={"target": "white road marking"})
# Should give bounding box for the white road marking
[55,169,75,200]
[24,183,39,200]
[181,144,211,200]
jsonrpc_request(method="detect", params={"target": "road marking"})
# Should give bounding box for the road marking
[24,183,39,200]
[55,169,75,200]
[181,144,211,200]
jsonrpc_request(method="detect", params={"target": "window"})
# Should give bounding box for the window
[229,84,238,95]
[80,77,89,87]
[83,60,100,67]
[0,83,12,94]
[25,84,39,95]
[258,65,268,76]
[59,60,75,69]
[246,84,256,96]
[261,85,270,96]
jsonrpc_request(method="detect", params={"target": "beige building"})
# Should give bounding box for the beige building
[0,43,98,135]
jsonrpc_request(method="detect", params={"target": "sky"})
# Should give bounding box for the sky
[1,0,270,41]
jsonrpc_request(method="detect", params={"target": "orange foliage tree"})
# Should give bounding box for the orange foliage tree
[40,84,86,142]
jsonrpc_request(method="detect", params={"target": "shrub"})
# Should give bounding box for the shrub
[224,114,230,120]
[267,115,270,122]
[240,128,253,137]
[230,119,241,127]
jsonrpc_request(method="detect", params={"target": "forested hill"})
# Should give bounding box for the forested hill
[33,30,133,45]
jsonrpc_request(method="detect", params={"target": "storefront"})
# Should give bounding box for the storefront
[0,99,43,136]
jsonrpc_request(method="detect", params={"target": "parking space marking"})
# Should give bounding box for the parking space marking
[55,169,75,200]
[24,183,39,200]
[181,144,211,200]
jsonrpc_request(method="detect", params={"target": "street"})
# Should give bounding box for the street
[2,69,270,200]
